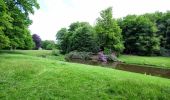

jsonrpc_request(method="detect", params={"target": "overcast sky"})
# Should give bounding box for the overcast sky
[29,0,170,40]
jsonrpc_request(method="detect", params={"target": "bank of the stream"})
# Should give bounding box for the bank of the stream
[0,53,170,99]
[67,58,170,79]
[119,55,170,69]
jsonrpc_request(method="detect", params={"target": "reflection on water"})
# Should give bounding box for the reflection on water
[67,59,170,79]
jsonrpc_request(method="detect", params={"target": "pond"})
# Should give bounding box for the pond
[67,59,170,79]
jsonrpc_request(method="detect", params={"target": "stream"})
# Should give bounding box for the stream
[67,59,170,79]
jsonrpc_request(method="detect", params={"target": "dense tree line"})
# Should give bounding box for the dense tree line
[2,1,168,56]
[41,40,56,50]
[0,0,39,50]
[56,7,123,54]
[95,7,124,54]
[57,7,170,56]
[118,15,160,55]
[56,22,98,54]
[119,11,170,56]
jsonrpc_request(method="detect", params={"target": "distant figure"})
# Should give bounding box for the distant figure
[98,47,107,63]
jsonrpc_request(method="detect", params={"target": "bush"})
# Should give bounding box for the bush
[160,47,170,56]
[106,54,119,62]
[65,51,92,61]
[104,48,112,55]
[52,49,60,56]
[56,22,99,54]
[42,40,56,50]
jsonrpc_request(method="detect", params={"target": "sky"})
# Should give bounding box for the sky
[29,0,170,40]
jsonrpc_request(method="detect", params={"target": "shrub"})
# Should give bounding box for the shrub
[160,47,170,56]
[56,22,99,54]
[52,49,60,56]
[104,48,112,55]
[65,51,92,61]
[106,54,119,62]
[42,40,56,50]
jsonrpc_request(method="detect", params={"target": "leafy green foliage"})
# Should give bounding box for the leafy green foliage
[0,0,12,49]
[0,33,10,49]
[24,32,35,49]
[65,51,92,61]
[57,8,124,55]
[42,40,56,50]
[157,11,170,49]
[0,0,39,49]
[51,49,60,56]
[57,22,98,54]
[69,22,98,52]
[95,7,124,53]
[118,11,170,56]
[120,15,160,55]
[160,47,170,56]
[56,28,70,53]
[56,8,170,56]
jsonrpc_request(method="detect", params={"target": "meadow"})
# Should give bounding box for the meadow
[119,55,170,69]
[0,50,170,99]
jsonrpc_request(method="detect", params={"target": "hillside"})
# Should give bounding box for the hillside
[0,52,170,99]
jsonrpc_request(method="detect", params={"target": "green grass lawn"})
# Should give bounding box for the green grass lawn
[1,50,170,68]
[119,55,170,69]
[0,50,65,61]
[0,50,52,56]
[0,52,170,99]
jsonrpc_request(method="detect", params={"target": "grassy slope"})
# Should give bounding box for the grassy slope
[0,50,65,61]
[0,53,170,99]
[119,55,170,69]
[1,50,170,68]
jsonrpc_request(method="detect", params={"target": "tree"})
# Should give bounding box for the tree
[0,33,10,49]
[69,22,98,52]
[95,7,124,54]
[0,0,39,49]
[56,28,70,53]
[0,0,12,49]
[56,22,98,54]
[32,34,41,49]
[42,40,56,50]
[24,30,35,49]
[120,15,160,55]
[156,11,170,49]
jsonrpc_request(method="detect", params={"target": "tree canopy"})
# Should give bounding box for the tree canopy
[56,8,170,56]
[119,15,160,55]
[95,7,124,53]
[32,34,41,49]
[0,0,39,49]
[56,22,98,54]
[118,11,170,56]
[42,40,56,50]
